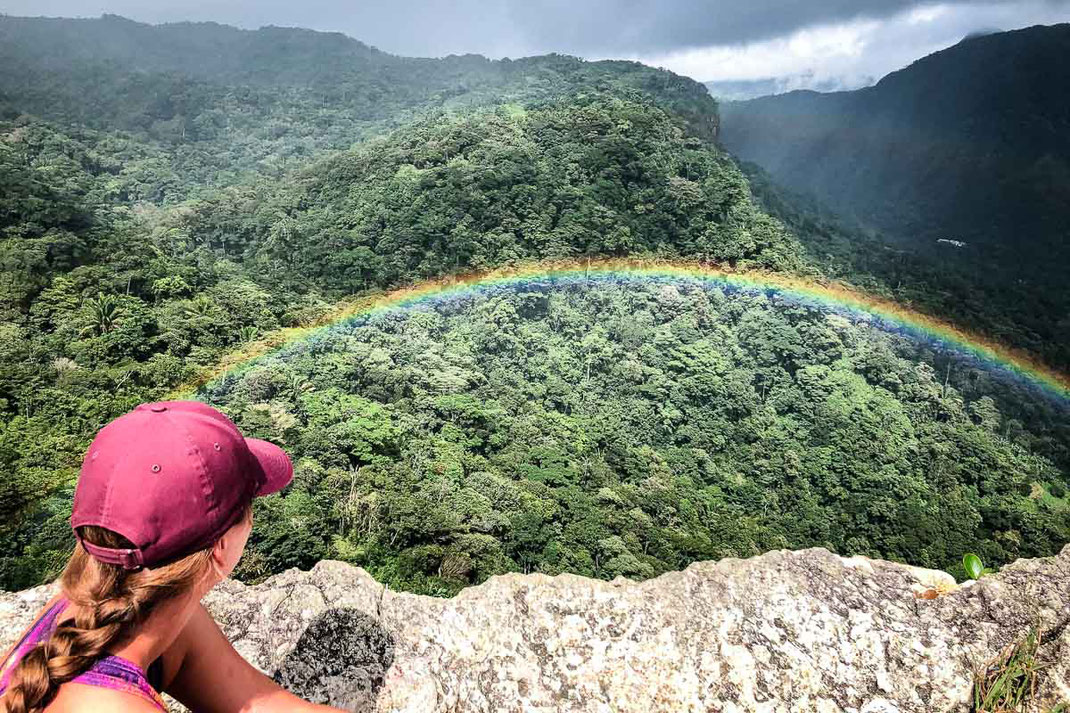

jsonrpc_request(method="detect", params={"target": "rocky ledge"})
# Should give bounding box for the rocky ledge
[2,547,1069,712]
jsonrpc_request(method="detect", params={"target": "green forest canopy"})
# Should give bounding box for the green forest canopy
[0,15,1067,593]
[202,279,1069,596]
[0,91,801,589]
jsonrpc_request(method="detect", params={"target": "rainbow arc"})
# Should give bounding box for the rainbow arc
[173,259,1070,402]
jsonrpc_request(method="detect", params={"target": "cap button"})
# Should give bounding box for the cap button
[150,405,168,412]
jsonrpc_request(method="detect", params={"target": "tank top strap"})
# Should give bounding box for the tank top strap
[73,655,169,711]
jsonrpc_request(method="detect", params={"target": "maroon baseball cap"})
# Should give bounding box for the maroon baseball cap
[71,400,293,570]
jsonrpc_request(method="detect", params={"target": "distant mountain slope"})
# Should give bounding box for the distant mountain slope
[720,24,1070,264]
[0,15,718,194]
[0,13,390,83]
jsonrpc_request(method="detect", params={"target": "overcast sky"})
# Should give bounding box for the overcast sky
[3,0,1070,90]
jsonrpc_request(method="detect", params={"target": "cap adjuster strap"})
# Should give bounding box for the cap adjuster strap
[77,535,145,571]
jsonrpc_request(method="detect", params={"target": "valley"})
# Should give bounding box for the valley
[0,15,1067,599]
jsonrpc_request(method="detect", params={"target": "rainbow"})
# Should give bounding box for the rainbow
[170,258,1070,403]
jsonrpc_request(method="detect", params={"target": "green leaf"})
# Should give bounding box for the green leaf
[963,553,985,580]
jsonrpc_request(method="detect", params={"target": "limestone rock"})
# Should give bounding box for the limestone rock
[2,547,1068,712]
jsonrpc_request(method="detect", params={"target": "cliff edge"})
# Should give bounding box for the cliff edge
[2,547,1069,712]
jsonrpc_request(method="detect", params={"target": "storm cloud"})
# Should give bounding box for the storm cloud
[651,0,1070,91]
[2,0,1069,88]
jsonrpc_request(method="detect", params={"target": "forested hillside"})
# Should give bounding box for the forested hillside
[0,16,790,588]
[0,15,1067,594]
[719,24,1070,368]
[202,279,1069,595]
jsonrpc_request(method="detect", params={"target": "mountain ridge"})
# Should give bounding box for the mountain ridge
[0,13,721,190]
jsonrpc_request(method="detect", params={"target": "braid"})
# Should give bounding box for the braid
[1,592,137,713]
[0,521,222,713]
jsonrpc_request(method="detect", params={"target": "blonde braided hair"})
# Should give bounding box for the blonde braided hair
[0,504,251,713]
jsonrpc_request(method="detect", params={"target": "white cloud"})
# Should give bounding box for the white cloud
[906,4,951,23]
[628,1,1070,91]
[632,19,879,85]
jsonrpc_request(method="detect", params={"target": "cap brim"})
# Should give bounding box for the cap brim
[245,438,294,496]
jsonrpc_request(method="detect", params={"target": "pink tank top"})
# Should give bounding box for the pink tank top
[0,598,168,711]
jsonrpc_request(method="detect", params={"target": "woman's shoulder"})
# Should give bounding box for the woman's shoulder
[48,680,167,712]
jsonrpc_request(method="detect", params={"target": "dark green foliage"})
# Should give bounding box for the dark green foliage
[0,33,797,589]
[0,15,1066,596]
[220,97,801,296]
[205,282,1069,595]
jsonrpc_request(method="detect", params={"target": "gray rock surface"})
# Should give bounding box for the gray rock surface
[2,547,1068,712]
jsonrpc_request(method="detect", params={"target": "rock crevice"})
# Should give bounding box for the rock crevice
[2,547,1069,712]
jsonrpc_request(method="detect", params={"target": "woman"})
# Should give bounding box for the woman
[0,401,345,712]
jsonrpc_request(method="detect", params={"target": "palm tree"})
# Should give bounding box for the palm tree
[80,293,123,337]
[183,295,217,319]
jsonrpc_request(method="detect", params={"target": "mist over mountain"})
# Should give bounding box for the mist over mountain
[705,74,868,101]
[0,13,719,190]
[718,23,1070,370]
